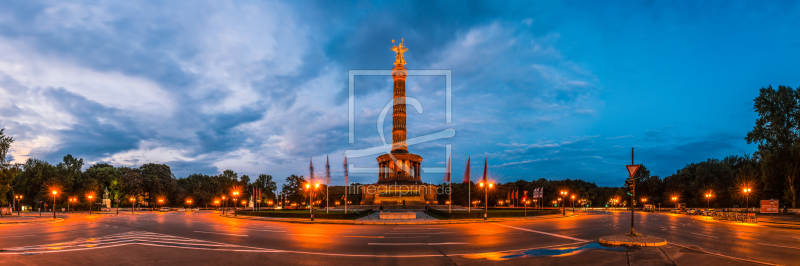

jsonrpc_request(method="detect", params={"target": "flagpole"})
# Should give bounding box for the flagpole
[344,157,348,214]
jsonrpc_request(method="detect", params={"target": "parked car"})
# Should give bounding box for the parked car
[178,208,185,211]
[687,208,699,215]
[159,207,170,212]
[671,208,680,213]
[702,209,715,216]
[193,208,199,211]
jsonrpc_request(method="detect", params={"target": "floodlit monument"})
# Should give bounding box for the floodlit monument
[360,39,439,205]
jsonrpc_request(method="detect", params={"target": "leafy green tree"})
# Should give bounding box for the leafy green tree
[254,174,277,204]
[282,175,307,206]
[139,163,173,207]
[746,85,800,207]
[0,129,15,206]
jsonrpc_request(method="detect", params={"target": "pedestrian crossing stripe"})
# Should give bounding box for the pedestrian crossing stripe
[0,231,273,255]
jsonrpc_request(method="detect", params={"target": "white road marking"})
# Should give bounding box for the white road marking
[757,243,800,250]
[690,232,719,238]
[384,232,451,234]
[491,223,589,242]
[368,242,467,246]
[244,229,286,233]
[193,231,248,237]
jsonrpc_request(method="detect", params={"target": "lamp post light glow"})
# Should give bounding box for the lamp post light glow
[15,195,22,215]
[129,197,136,214]
[482,182,494,220]
[560,191,568,216]
[743,188,751,210]
[232,191,240,217]
[671,196,678,210]
[571,195,575,214]
[705,193,713,208]
[222,196,227,215]
[51,190,58,219]
[88,195,94,214]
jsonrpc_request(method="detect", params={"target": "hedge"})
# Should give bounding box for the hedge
[427,208,560,219]
[235,209,374,220]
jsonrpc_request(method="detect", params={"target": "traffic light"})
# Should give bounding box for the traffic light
[625,177,635,194]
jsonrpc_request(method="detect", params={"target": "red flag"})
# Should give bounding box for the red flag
[344,157,349,184]
[463,155,471,184]
[482,158,488,184]
[325,155,331,184]
[309,158,314,183]
[443,155,451,183]
[507,191,510,200]
[516,190,519,200]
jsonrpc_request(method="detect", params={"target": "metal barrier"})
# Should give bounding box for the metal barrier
[711,211,757,223]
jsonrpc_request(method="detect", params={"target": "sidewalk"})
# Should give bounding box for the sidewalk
[222,212,579,225]
[757,214,800,229]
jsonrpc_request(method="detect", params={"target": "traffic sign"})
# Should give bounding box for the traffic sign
[626,165,641,178]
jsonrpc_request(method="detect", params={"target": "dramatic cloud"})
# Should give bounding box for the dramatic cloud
[1,1,786,186]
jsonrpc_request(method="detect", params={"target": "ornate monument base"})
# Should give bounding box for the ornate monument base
[360,183,438,205]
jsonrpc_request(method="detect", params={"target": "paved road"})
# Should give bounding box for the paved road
[0,210,797,265]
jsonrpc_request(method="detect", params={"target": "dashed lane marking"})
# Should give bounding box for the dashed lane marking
[193,231,248,237]
[0,235,36,239]
[757,243,800,250]
[689,232,719,238]
[490,223,589,242]
[368,242,467,246]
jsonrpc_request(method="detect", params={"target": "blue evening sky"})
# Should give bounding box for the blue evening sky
[0,1,798,187]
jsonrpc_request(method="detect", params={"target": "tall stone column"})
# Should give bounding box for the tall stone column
[391,64,407,153]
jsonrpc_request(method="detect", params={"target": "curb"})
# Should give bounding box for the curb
[220,213,579,225]
[0,217,63,225]
[598,235,667,247]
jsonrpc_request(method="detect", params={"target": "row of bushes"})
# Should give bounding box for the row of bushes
[427,208,561,219]
[235,209,374,220]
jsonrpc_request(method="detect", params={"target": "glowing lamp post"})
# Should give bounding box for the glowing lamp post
[560,191,568,216]
[571,195,575,214]
[742,188,752,211]
[232,191,240,217]
[222,196,227,215]
[87,195,95,214]
[51,190,58,219]
[306,182,320,221]
[186,199,193,210]
[671,196,678,210]
[479,182,494,220]
[15,195,23,215]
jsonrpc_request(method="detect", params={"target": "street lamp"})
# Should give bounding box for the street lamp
[560,191,568,216]
[571,195,575,214]
[743,188,751,211]
[222,196,227,215]
[305,182,320,221]
[51,190,58,219]
[671,196,678,210]
[129,197,136,214]
[232,191,240,217]
[15,195,22,215]
[479,181,494,220]
[705,193,713,208]
[87,195,95,214]
[68,197,77,213]
[186,199,193,210]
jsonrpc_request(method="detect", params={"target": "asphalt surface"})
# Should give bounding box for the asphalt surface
[0,209,798,265]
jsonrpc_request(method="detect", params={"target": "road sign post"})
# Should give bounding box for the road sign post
[625,148,642,237]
